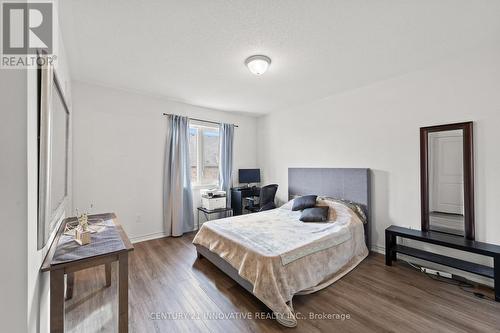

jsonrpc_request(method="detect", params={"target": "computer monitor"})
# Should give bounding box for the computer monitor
[238,169,261,184]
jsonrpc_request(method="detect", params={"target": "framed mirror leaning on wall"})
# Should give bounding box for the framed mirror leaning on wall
[37,55,71,249]
[420,122,474,240]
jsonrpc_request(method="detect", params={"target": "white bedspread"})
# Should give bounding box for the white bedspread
[200,208,353,265]
[192,201,368,327]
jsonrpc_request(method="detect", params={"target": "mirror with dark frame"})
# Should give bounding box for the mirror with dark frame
[37,55,71,249]
[420,122,475,240]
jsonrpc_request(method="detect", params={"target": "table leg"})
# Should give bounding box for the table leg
[105,262,112,287]
[65,272,74,300]
[50,269,65,333]
[385,231,396,266]
[494,255,500,302]
[118,252,129,333]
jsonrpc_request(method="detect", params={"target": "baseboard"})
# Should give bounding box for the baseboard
[130,231,168,244]
[130,226,200,244]
[371,244,385,255]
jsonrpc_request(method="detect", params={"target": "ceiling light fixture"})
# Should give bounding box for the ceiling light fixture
[245,55,271,76]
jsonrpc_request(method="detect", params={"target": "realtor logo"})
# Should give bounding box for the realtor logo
[2,2,53,55]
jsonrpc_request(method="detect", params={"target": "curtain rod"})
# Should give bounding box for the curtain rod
[162,113,239,127]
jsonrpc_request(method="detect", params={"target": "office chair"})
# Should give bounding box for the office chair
[245,184,279,213]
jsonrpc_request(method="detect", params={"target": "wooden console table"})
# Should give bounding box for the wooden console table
[385,225,499,301]
[41,213,134,333]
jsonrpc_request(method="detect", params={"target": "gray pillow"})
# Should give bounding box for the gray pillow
[300,207,329,222]
[292,195,317,211]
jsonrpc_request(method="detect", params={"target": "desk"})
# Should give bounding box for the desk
[41,213,134,333]
[230,187,260,215]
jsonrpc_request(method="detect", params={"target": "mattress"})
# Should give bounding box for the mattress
[192,200,368,327]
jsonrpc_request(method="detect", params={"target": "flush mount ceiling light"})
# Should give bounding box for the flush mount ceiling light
[245,55,271,76]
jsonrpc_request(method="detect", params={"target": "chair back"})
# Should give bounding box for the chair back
[260,184,278,206]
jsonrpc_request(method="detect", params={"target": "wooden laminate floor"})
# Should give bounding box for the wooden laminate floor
[65,233,500,333]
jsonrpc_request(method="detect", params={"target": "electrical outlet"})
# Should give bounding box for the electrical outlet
[136,215,142,223]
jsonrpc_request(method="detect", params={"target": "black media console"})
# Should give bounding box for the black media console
[385,225,500,301]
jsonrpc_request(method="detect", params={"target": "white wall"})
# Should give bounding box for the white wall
[0,64,29,333]
[257,45,500,282]
[72,81,258,242]
[0,1,72,331]
[28,1,73,332]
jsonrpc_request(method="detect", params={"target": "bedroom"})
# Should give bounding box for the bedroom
[1,0,500,332]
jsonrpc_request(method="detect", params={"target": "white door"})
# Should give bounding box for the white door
[429,130,464,215]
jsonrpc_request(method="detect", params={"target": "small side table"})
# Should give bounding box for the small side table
[41,213,134,333]
[197,207,233,228]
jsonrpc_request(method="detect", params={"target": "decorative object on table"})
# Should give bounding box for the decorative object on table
[63,221,79,236]
[64,205,107,238]
[75,213,91,245]
[63,219,106,237]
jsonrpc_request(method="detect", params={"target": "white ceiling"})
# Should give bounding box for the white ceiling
[60,0,500,114]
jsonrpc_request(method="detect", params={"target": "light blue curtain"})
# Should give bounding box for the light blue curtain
[164,115,194,236]
[219,123,235,207]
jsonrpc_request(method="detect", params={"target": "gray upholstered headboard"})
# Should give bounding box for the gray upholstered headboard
[288,168,371,248]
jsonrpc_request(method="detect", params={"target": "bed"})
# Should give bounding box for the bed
[192,168,371,327]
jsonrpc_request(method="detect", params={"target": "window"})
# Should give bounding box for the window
[189,121,220,186]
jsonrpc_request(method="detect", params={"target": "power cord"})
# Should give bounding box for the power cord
[403,259,495,302]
